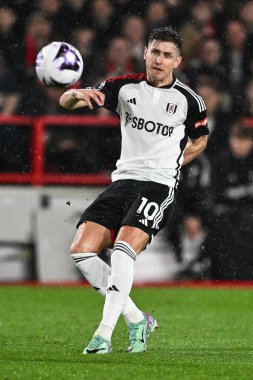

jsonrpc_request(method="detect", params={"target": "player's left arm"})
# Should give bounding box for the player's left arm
[182,135,208,166]
[184,93,209,166]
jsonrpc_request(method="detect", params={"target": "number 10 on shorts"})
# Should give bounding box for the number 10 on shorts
[136,197,159,221]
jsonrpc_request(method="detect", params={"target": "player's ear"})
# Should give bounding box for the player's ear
[173,55,182,69]
[144,47,148,60]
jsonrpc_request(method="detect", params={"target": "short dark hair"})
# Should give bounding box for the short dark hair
[147,26,184,55]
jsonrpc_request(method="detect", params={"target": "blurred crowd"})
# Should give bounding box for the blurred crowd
[2,0,253,117]
[0,0,252,280]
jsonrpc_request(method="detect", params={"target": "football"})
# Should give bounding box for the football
[35,41,83,87]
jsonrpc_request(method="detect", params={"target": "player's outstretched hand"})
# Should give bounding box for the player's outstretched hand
[59,88,105,110]
[72,89,105,109]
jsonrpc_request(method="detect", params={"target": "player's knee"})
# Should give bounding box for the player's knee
[70,241,98,254]
[116,226,149,254]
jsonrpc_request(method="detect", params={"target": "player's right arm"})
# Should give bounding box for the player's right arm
[59,89,105,110]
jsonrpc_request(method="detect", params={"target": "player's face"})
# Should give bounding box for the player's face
[144,40,182,87]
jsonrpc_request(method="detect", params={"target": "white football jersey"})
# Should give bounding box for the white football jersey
[96,74,208,188]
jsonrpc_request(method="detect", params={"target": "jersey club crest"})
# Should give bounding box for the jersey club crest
[166,103,178,115]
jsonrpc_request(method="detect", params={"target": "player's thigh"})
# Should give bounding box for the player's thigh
[76,183,124,246]
[116,225,149,254]
[70,221,112,254]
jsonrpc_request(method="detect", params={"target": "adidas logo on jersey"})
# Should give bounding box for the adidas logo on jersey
[127,98,136,105]
[107,285,120,293]
[138,219,148,226]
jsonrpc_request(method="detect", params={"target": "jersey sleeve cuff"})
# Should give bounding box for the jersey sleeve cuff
[188,127,209,139]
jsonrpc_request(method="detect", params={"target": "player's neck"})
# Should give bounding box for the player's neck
[146,74,174,88]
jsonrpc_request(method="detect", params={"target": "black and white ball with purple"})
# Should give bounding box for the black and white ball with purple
[36,41,83,87]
